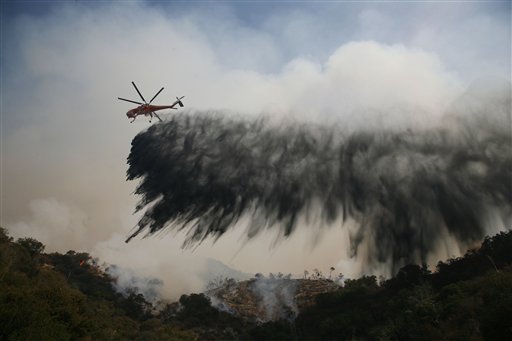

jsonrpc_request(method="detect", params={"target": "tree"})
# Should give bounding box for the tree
[0,227,13,243]
[16,238,45,257]
[329,267,335,280]
[480,231,512,268]
[312,268,323,280]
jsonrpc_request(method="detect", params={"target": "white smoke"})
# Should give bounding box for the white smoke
[106,264,164,305]
[251,274,298,322]
[8,198,88,252]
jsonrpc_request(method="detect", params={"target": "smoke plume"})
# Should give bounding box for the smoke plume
[251,275,298,321]
[126,81,511,273]
[106,264,164,305]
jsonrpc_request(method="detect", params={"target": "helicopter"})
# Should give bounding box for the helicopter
[118,81,184,123]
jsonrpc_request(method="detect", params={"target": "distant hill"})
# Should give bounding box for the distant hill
[199,257,252,284]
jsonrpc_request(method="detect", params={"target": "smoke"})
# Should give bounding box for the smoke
[106,264,164,305]
[8,198,88,252]
[126,79,511,274]
[206,274,299,322]
[251,275,298,321]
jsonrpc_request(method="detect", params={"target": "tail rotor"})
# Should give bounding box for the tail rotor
[176,96,185,107]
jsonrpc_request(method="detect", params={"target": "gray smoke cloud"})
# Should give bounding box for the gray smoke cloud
[251,275,298,322]
[126,79,511,274]
[206,274,299,322]
[106,264,164,305]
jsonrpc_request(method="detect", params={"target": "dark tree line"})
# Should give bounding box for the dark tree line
[1,227,511,340]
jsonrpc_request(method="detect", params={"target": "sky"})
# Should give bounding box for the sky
[1,0,511,299]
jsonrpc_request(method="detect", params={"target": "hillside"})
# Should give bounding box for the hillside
[206,276,340,322]
[1,227,511,340]
[0,227,198,340]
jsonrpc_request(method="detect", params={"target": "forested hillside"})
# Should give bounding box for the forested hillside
[1,227,511,340]
[0,227,197,340]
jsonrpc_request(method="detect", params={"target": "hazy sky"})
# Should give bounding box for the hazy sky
[1,0,510,298]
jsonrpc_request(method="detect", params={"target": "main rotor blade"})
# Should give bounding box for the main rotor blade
[152,112,163,122]
[132,81,147,103]
[118,97,143,105]
[149,87,164,104]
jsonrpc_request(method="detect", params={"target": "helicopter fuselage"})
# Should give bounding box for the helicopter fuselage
[126,104,176,119]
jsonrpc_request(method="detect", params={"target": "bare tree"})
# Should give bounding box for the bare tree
[329,267,335,280]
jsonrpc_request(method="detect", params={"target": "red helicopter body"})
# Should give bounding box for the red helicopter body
[118,82,184,123]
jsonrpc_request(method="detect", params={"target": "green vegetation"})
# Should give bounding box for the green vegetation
[0,227,196,340]
[294,231,512,341]
[1,226,511,340]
